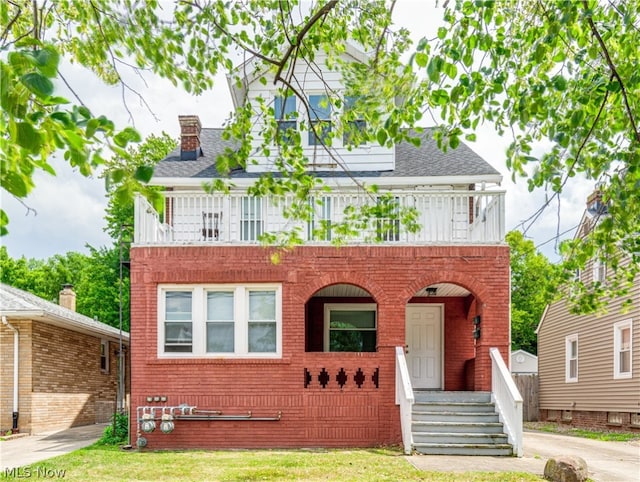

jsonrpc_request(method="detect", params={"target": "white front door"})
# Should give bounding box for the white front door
[405,304,443,389]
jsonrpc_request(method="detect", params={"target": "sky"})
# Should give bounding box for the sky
[1,2,595,263]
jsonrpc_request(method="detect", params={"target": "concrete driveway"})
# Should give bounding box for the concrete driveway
[0,424,106,472]
[408,430,640,482]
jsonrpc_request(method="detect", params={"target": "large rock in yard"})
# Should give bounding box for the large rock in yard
[544,455,588,482]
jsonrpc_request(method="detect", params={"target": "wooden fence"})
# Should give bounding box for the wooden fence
[512,374,539,421]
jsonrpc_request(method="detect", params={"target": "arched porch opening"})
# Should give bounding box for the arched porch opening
[305,283,378,353]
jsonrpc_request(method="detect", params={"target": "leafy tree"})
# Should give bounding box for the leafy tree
[507,231,560,354]
[2,1,637,310]
[103,132,177,241]
[0,246,128,330]
[422,0,639,310]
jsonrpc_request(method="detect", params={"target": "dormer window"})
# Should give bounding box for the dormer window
[275,96,297,144]
[343,96,366,147]
[308,94,332,145]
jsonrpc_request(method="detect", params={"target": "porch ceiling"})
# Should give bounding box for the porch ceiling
[312,283,470,298]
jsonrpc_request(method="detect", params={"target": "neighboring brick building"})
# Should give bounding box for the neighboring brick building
[130,43,516,454]
[0,284,129,434]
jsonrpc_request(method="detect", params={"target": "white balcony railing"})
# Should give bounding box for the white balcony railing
[134,189,505,246]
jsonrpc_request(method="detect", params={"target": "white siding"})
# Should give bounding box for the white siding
[538,266,640,412]
[242,51,395,173]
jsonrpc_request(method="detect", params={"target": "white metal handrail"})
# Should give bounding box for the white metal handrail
[395,346,414,455]
[490,347,523,457]
[134,189,506,246]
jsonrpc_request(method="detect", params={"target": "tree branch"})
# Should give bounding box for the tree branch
[274,0,338,83]
[582,0,640,142]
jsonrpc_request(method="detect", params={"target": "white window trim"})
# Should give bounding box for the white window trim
[565,334,578,383]
[323,303,377,352]
[613,319,632,379]
[158,284,282,359]
[100,339,110,373]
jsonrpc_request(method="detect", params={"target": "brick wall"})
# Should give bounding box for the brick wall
[0,321,33,433]
[0,319,128,434]
[130,244,510,448]
[540,409,640,432]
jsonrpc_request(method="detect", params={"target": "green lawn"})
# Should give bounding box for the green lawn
[1,446,543,481]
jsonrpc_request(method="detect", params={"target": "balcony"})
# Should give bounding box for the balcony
[134,190,505,246]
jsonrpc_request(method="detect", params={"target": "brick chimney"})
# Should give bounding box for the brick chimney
[586,189,608,215]
[59,284,76,312]
[178,115,202,160]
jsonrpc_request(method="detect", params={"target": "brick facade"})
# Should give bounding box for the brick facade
[130,244,510,449]
[0,320,128,434]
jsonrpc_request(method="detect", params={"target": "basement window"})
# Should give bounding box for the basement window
[607,412,623,426]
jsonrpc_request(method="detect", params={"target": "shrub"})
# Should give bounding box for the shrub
[98,412,128,445]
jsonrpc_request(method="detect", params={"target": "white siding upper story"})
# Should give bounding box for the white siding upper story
[229,46,395,173]
[136,44,506,247]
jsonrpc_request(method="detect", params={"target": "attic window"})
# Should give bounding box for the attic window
[309,94,332,146]
[275,95,297,144]
[343,96,366,147]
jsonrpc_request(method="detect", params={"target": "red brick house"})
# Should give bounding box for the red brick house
[131,45,521,455]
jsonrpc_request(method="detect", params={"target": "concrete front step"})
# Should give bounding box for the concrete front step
[412,421,505,434]
[413,432,509,445]
[410,391,513,456]
[413,390,492,403]
[413,443,513,456]
[412,410,499,422]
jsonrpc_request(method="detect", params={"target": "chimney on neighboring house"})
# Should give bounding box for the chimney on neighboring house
[59,284,76,312]
[586,188,608,215]
[179,115,202,160]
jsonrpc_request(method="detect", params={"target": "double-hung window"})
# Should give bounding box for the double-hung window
[274,95,297,144]
[164,291,193,353]
[206,291,235,353]
[100,340,109,373]
[159,285,281,358]
[343,95,366,147]
[593,257,606,283]
[309,94,332,146]
[308,196,332,241]
[565,334,578,382]
[324,303,377,352]
[614,319,632,379]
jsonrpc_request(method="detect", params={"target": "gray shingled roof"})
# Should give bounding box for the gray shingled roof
[0,283,129,341]
[153,128,500,180]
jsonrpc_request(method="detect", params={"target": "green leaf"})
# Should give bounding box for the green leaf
[376,129,387,146]
[552,75,567,91]
[114,127,141,147]
[415,52,428,68]
[15,122,43,152]
[426,56,442,83]
[21,72,54,98]
[34,48,60,77]
[134,165,154,183]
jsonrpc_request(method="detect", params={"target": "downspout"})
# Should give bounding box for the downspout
[2,316,19,431]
